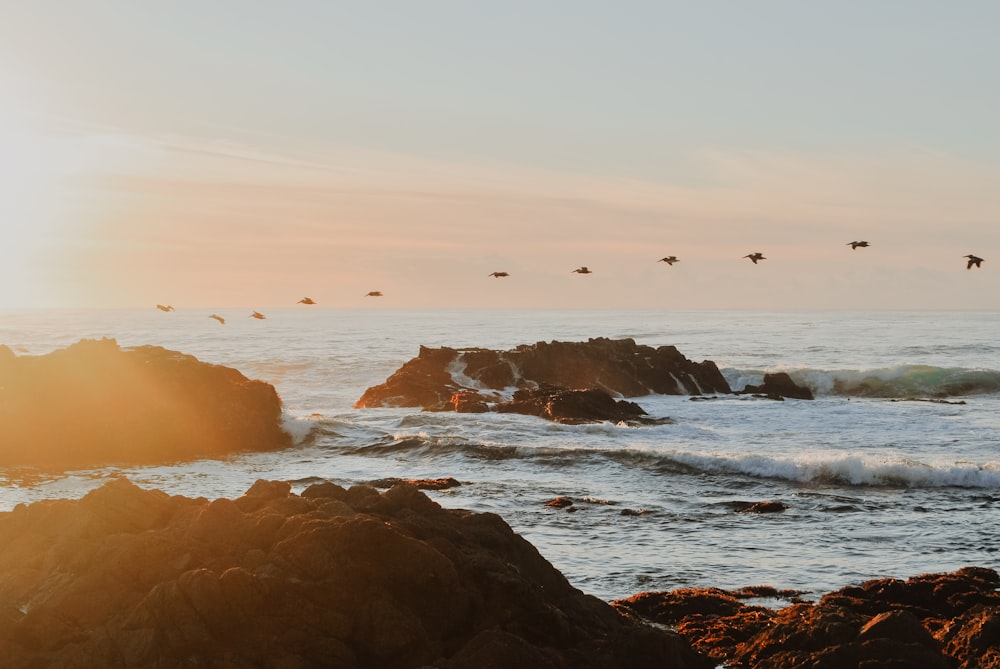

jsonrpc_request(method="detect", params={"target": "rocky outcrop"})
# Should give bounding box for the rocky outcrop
[355,338,732,410]
[0,338,291,468]
[614,567,1000,668]
[738,372,814,400]
[0,479,709,669]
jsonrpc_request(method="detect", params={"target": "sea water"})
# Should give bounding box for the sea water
[0,308,998,602]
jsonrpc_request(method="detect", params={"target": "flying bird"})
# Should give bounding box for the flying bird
[743,253,766,264]
[847,241,870,250]
[209,314,226,325]
[657,256,679,265]
[488,271,509,278]
[249,311,267,320]
[156,304,174,312]
[297,297,316,305]
[366,291,383,297]
[572,267,593,274]
[965,254,984,269]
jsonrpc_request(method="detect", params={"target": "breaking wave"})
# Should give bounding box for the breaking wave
[728,365,1000,398]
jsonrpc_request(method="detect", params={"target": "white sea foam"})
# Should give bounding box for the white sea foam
[669,450,1000,488]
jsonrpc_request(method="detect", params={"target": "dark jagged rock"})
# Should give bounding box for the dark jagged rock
[738,372,814,400]
[0,479,709,669]
[614,567,1000,668]
[495,385,655,424]
[358,344,464,409]
[0,339,291,468]
[356,337,731,411]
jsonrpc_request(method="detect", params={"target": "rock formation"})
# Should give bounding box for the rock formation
[614,567,1000,668]
[355,338,732,412]
[0,478,709,668]
[737,372,814,400]
[0,338,291,468]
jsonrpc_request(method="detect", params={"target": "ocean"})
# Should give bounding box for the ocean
[1,308,998,602]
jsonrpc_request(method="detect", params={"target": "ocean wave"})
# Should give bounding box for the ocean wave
[665,451,1000,489]
[727,365,1000,398]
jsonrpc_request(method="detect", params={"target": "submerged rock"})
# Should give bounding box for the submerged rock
[0,478,709,669]
[356,337,732,411]
[0,338,291,468]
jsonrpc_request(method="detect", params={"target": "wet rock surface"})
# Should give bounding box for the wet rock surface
[0,339,291,468]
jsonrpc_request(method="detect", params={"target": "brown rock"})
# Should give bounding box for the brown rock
[0,479,708,669]
[0,339,291,468]
[739,372,814,400]
[496,385,653,424]
[367,477,463,490]
[449,390,491,413]
[620,569,999,669]
[356,338,732,409]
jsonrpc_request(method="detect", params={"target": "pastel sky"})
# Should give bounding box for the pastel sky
[1,1,998,309]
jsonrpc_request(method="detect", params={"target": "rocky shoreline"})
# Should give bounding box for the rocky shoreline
[0,479,994,668]
[2,339,994,666]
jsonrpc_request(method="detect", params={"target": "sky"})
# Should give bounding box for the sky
[1,1,998,310]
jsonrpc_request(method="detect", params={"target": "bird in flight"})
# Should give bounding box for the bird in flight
[657,256,679,265]
[156,304,174,312]
[743,253,766,264]
[847,241,870,250]
[572,267,592,274]
[965,254,984,269]
[488,271,509,278]
[297,297,316,305]
[366,291,383,297]
[249,311,267,320]
[209,314,226,325]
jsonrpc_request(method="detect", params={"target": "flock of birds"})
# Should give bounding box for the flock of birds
[155,241,986,322]
[155,292,384,323]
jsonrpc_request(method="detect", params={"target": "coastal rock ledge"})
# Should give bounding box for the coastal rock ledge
[355,338,732,413]
[0,478,707,669]
[0,338,291,468]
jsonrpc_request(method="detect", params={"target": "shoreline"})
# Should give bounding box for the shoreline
[0,478,994,668]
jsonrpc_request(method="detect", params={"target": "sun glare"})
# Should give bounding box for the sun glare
[0,91,70,307]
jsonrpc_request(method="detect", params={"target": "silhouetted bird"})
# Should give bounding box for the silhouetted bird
[209,314,226,325]
[657,256,679,265]
[488,272,509,278]
[572,267,592,274]
[743,253,766,264]
[156,304,174,312]
[847,241,870,250]
[366,291,383,297]
[965,254,984,269]
[250,311,266,320]
[297,297,316,305]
